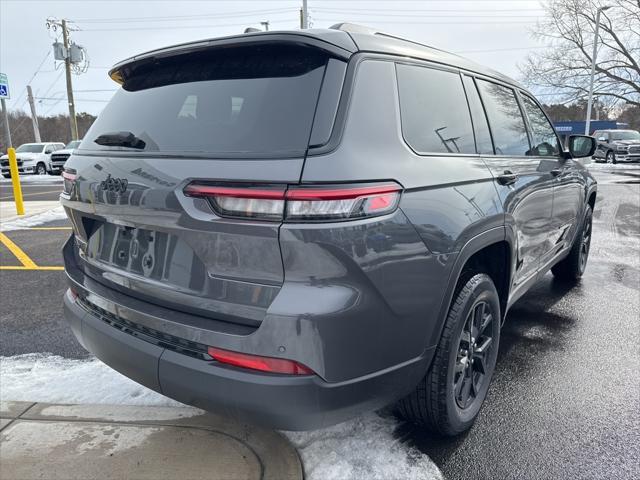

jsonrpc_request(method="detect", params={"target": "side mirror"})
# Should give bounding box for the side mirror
[45,148,53,154]
[597,136,606,142]
[566,135,597,159]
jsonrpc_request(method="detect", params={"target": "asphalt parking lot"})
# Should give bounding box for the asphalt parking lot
[0,179,64,202]
[1,167,638,479]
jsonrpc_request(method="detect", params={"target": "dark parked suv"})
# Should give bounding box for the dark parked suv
[61,24,597,435]
[592,129,640,163]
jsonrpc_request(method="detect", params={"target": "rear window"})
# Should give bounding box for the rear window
[82,44,332,157]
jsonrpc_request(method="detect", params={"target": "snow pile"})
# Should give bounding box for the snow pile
[0,205,68,231]
[0,354,179,406]
[287,414,442,480]
[0,354,442,480]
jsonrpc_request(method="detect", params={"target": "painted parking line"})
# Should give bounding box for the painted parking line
[0,231,64,271]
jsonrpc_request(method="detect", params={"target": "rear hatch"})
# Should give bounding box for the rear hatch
[61,37,349,327]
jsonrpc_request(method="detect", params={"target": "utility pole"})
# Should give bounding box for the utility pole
[1,98,11,148]
[26,85,41,142]
[62,19,79,140]
[301,0,308,29]
[585,5,612,135]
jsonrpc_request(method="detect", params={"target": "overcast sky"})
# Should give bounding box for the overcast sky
[1,0,547,116]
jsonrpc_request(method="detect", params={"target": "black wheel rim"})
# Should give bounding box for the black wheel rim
[454,300,495,410]
[579,213,592,271]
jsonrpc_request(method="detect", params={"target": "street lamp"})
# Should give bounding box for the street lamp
[585,5,612,135]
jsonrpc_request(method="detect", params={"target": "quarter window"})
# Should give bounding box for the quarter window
[521,95,560,156]
[462,76,493,154]
[476,79,530,156]
[396,64,475,154]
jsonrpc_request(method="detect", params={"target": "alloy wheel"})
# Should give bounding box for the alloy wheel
[36,164,46,175]
[579,212,592,272]
[454,300,495,410]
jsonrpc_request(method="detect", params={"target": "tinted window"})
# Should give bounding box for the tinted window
[82,45,331,156]
[612,131,640,140]
[462,76,493,154]
[521,95,560,156]
[476,79,530,156]
[396,64,475,154]
[16,144,44,153]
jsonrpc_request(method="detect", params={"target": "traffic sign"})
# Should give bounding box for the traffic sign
[0,73,9,99]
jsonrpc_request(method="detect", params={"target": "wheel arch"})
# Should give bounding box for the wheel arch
[429,227,512,347]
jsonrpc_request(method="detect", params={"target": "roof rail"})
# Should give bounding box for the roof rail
[329,23,380,35]
[329,22,457,57]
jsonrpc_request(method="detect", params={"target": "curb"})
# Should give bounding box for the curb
[0,401,303,480]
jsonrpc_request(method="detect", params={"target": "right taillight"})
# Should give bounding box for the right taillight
[285,183,401,221]
[184,182,402,222]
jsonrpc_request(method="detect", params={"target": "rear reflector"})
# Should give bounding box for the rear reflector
[184,182,402,222]
[208,347,314,375]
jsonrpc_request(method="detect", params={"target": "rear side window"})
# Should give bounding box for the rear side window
[396,64,475,154]
[476,79,530,156]
[82,44,332,157]
[462,75,493,155]
[520,95,560,157]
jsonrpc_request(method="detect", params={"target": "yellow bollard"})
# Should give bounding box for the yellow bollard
[8,148,25,216]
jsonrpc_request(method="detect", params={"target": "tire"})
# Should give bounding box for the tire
[552,204,593,281]
[35,162,47,175]
[2,173,11,179]
[606,151,616,164]
[398,273,501,436]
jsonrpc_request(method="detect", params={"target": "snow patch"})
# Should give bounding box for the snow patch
[0,354,180,406]
[1,354,442,480]
[0,206,68,231]
[585,162,640,170]
[0,175,63,184]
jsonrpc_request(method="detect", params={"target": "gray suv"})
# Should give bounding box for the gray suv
[61,24,597,436]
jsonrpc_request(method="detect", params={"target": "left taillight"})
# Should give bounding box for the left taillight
[62,169,77,195]
[184,182,402,222]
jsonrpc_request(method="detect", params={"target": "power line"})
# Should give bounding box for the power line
[10,50,52,109]
[313,17,538,25]
[81,19,293,32]
[75,7,297,24]
[313,9,543,18]
[314,6,544,13]
[456,45,549,54]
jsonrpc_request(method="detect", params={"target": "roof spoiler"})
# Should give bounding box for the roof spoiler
[109,32,355,85]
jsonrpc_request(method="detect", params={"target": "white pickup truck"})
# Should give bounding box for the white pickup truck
[1,142,65,177]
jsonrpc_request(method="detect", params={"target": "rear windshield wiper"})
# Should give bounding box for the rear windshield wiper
[94,131,146,149]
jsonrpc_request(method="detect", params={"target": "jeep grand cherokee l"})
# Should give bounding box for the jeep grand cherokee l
[61,24,597,436]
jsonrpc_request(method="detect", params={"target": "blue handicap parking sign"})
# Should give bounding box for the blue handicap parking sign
[0,73,9,99]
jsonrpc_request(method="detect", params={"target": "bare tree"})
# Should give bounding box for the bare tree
[520,0,640,110]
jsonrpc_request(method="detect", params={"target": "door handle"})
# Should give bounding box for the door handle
[497,170,518,185]
[550,168,563,177]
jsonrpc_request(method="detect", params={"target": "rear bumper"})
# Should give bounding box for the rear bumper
[63,288,429,430]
